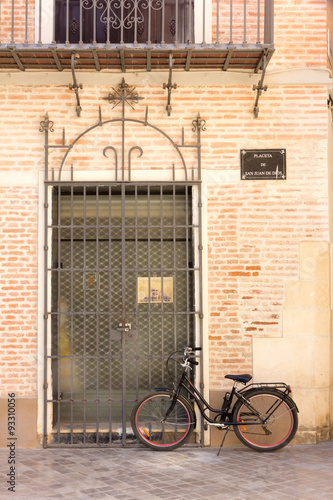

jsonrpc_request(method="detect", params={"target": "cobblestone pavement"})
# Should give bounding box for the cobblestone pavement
[0,442,332,500]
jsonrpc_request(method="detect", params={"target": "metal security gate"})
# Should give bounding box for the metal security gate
[41,82,205,447]
[49,183,197,445]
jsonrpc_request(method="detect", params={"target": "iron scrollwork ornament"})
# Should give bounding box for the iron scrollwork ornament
[69,53,83,117]
[103,146,119,180]
[82,0,163,33]
[137,22,145,37]
[163,54,177,116]
[128,146,143,181]
[40,113,54,133]
[70,18,79,35]
[252,55,268,118]
[192,113,206,132]
[169,18,176,36]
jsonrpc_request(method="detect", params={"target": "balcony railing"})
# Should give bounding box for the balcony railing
[0,0,274,72]
[54,0,193,45]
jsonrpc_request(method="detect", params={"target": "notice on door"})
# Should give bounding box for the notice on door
[137,277,173,304]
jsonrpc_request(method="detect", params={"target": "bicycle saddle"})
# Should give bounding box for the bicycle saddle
[225,374,252,384]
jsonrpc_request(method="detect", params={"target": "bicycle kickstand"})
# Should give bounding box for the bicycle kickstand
[217,426,230,456]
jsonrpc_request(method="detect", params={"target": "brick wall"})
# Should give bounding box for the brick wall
[271,0,327,70]
[0,186,38,396]
[0,0,330,448]
[328,0,333,68]
[212,0,265,45]
[206,85,328,387]
[0,81,329,397]
[211,0,327,68]
[0,0,35,44]
[328,0,333,32]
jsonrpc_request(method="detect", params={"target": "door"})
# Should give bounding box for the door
[49,183,195,445]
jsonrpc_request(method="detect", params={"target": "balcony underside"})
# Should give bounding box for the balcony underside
[0,45,274,73]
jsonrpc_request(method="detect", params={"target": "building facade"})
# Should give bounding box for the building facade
[0,0,332,448]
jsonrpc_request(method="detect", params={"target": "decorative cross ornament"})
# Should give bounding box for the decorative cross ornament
[103,78,144,110]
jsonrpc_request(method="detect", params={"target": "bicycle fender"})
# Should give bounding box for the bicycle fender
[240,387,299,413]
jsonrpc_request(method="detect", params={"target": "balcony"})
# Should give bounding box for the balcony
[0,0,274,72]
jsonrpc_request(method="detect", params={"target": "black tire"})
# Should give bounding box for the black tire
[131,390,196,451]
[232,388,298,452]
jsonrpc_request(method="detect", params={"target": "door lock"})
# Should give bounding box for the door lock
[117,323,131,332]
[110,323,137,340]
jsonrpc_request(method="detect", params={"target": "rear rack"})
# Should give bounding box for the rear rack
[239,382,291,394]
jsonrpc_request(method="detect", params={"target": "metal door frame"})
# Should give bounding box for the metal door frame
[40,81,206,447]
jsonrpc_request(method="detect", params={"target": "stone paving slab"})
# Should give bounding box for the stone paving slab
[0,442,333,500]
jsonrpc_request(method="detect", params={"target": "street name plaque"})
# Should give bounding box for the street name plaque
[241,149,286,180]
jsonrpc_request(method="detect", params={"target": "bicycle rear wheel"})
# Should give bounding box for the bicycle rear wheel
[131,390,195,451]
[233,388,298,452]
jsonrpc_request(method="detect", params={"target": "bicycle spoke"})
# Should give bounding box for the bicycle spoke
[131,391,195,450]
[233,389,298,451]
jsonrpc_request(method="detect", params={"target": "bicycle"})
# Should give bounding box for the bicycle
[131,346,299,454]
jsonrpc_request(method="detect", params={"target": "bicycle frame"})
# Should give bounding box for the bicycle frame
[130,347,299,456]
[168,366,296,428]
[131,348,299,455]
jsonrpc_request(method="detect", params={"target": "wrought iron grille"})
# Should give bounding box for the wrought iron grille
[49,184,197,445]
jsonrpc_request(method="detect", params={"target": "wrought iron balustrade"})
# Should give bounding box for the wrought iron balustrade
[55,0,193,45]
[0,0,274,72]
[1,0,274,47]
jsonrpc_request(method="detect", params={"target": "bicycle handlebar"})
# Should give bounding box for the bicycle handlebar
[166,346,201,381]
[184,346,202,354]
[183,346,201,366]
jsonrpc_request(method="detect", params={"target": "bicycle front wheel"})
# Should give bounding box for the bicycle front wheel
[233,388,298,452]
[131,390,195,451]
